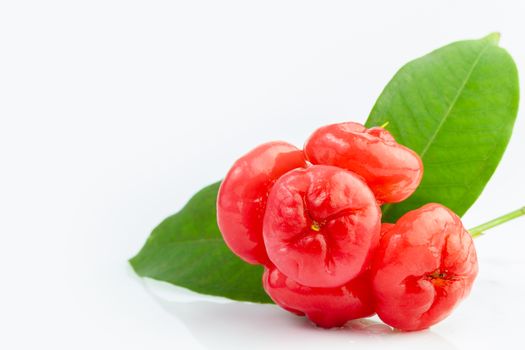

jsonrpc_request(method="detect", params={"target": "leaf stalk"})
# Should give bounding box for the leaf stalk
[469,206,525,238]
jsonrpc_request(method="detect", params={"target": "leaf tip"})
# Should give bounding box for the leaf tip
[484,32,501,45]
[128,255,141,272]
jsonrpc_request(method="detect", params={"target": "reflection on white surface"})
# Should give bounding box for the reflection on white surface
[132,252,525,349]
[141,278,457,350]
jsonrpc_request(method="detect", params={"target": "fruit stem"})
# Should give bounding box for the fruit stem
[469,206,525,238]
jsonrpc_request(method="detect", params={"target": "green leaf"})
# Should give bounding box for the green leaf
[366,33,519,222]
[129,182,272,303]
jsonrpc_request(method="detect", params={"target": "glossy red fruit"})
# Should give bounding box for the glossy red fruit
[380,223,395,238]
[217,141,307,265]
[304,122,423,204]
[371,203,478,331]
[263,266,375,328]
[263,165,381,288]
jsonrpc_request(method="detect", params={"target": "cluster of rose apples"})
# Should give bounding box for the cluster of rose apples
[217,122,478,331]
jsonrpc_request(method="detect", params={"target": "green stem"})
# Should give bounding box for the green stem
[469,206,525,238]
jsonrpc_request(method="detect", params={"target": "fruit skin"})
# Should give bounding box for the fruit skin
[217,141,307,265]
[263,266,375,328]
[304,122,423,204]
[371,203,478,331]
[380,223,395,238]
[263,165,381,288]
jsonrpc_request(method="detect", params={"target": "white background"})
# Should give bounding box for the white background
[1,1,524,349]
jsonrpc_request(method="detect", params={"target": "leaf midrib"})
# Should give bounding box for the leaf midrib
[418,41,494,159]
[382,41,495,219]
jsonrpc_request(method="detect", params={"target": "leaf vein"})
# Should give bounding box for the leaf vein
[418,42,494,159]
